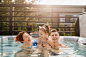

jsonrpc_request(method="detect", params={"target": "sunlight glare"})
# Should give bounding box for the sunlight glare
[25,0,32,3]
[38,0,86,5]
[23,0,86,5]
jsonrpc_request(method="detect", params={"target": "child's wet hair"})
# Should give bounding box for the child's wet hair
[39,24,50,34]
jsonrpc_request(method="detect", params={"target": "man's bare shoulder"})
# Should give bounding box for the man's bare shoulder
[47,38,52,43]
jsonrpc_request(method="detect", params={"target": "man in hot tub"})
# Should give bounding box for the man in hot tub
[50,29,67,55]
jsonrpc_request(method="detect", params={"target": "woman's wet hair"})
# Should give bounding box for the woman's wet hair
[39,24,50,34]
[14,31,28,43]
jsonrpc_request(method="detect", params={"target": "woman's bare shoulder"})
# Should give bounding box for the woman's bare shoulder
[20,45,24,49]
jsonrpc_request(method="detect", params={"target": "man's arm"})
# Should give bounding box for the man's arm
[60,44,67,48]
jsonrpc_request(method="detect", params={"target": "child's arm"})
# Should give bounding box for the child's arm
[38,38,42,47]
[38,38,40,45]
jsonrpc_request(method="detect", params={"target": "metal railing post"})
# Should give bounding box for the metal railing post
[10,6,13,35]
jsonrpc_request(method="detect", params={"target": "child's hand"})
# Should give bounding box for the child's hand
[38,44,42,48]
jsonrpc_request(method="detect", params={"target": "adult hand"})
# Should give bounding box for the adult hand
[61,45,67,48]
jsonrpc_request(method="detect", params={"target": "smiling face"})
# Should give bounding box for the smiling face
[39,30,48,39]
[51,32,60,42]
[23,33,31,44]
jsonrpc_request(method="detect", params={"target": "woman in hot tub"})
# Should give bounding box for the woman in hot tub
[14,31,37,57]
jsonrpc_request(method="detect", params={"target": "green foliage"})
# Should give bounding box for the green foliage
[0,7,10,11]
[71,32,75,36]
[58,23,65,36]
[18,27,21,31]
[59,32,65,36]
[0,1,76,35]
[22,22,27,26]
[59,23,64,27]
[0,12,10,16]
[2,27,9,30]
[59,23,64,31]
[22,27,27,31]
[70,28,75,31]
[32,22,38,31]
[72,23,75,27]
[65,33,71,36]
[2,22,9,26]
[14,27,18,30]
[69,23,75,35]
[32,27,38,31]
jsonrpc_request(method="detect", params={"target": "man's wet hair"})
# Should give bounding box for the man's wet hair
[51,29,59,36]
[51,29,58,32]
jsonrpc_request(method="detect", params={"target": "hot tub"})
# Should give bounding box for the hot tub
[0,36,86,57]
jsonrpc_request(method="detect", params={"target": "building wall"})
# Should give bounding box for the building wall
[79,13,86,37]
[51,7,84,28]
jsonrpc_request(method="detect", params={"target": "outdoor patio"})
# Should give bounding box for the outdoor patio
[0,4,82,36]
[0,0,86,57]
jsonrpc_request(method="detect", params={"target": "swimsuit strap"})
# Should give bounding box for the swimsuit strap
[39,38,47,47]
[26,46,32,49]
[26,42,32,49]
[40,38,51,47]
[39,38,46,44]
[46,39,52,47]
